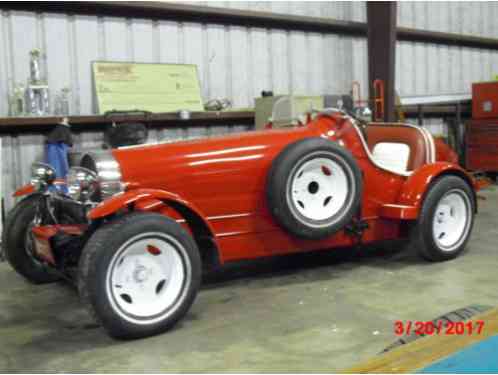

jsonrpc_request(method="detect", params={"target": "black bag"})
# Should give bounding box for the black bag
[104,122,148,148]
[103,110,150,149]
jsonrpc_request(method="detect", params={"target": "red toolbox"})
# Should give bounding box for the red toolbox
[466,119,498,171]
[472,81,498,119]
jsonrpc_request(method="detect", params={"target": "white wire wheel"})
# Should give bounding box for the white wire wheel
[105,232,190,325]
[432,189,472,252]
[286,151,357,228]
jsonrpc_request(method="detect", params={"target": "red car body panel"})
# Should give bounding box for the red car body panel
[13,183,36,197]
[81,114,472,264]
[397,162,476,209]
[31,224,87,265]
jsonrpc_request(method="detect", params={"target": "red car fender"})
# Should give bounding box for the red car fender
[87,188,218,243]
[13,183,36,197]
[13,179,67,197]
[397,162,477,214]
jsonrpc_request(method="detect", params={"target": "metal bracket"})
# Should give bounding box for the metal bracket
[345,218,369,239]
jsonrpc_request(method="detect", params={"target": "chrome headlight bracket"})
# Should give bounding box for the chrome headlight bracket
[30,162,56,191]
[80,150,124,201]
[66,167,99,202]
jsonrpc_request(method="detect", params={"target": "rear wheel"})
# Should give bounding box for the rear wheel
[78,213,201,339]
[409,175,475,261]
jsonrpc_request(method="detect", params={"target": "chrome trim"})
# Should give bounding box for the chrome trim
[207,213,252,221]
[216,231,252,238]
[30,162,56,189]
[81,150,124,200]
[319,108,436,177]
[340,114,434,177]
[66,166,99,202]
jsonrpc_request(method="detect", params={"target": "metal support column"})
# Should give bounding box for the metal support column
[367,2,397,122]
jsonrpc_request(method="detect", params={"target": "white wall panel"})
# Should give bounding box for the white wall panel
[249,28,271,99]
[398,1,498,38]
[396,42,498,97]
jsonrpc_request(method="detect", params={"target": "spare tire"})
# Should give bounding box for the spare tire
[266,137,362,239]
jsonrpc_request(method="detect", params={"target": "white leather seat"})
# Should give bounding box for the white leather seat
[371,142,411,174]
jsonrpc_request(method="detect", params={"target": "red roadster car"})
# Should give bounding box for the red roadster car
[3,110,478,339]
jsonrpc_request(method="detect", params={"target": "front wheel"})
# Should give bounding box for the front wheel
[409,175,475,262]
[2,194,59,283]
[78,213,201,339]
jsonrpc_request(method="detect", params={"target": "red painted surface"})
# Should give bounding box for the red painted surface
[31,224,87,265]
[83,113,473,264]
[13,179,67,197]
[379,204,418,220]
[397,162,475,208]
[434,137,459,165]
[466,119,498,172]
[13,184,35,197]
[472,81,498,120]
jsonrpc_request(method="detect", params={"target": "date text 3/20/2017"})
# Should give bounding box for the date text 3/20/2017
[394,320,485,336]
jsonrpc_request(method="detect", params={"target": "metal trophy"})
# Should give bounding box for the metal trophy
[8,83,26,116]
[26,49,50,116]
[54,87,71,115]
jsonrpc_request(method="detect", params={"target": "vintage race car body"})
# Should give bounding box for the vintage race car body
[7,110,477,339]
[15,112,474,265]
[81,113,472,262]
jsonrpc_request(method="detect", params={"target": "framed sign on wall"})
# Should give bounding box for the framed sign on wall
[92,61,204,114]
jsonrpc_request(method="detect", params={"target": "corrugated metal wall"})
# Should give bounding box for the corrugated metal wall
[0,6,364,117]
[396,2,498,97]
[0,2,497,211]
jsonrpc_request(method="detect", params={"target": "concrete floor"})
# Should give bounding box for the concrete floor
[1,187,498,372]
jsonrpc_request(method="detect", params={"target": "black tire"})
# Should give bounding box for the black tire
[78,212,201,339]
[409,175,475,262]
[382,304,491,353]
[2,194,85,283]
[2,194,59,283]
[266,137,363,239]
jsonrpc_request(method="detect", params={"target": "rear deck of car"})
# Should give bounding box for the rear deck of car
[0,187,496,372]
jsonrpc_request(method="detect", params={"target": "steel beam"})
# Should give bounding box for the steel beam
[367,2,397,122]
[1,2,498,50]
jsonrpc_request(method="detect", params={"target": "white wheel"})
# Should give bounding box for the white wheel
[409,175,475,262]
[289,156,350,223]
[432,189,472,252]
[106,232,189,325]
[79,213,201,339]
[267,138,362,239]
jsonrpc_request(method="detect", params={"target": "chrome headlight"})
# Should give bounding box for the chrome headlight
[67,167,99,202]
[30,162,56,190]
[80,151,124,201]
